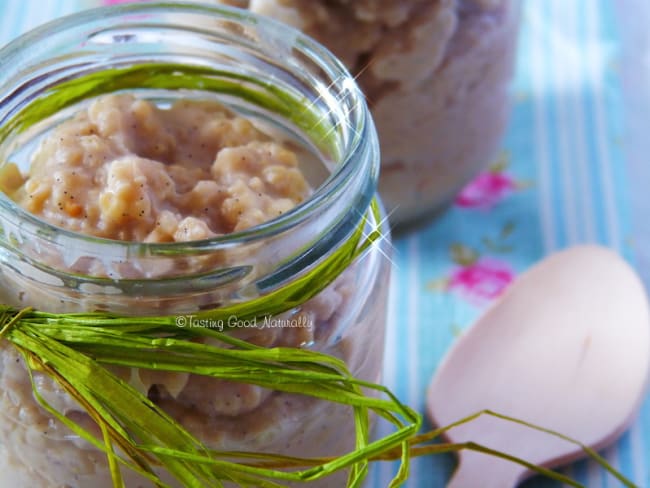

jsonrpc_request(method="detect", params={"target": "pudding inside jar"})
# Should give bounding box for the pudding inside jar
[12,94,316,242]
[0,83,387,488]
[0,91,388,488]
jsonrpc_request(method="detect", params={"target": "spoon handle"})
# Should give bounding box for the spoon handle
[447,452,523,488]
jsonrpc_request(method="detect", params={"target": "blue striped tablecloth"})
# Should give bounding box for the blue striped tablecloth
[1,1,649,487]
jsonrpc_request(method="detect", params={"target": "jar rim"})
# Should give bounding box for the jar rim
[0,1,378,256]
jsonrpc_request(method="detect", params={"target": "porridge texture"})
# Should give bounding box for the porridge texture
[16,94,310,241]
[223,0,519,225]
[0,94,388,487]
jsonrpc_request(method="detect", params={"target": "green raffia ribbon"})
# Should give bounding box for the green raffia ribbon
[0,306,640,488]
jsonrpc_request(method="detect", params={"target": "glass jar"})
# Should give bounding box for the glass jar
[0,3,389,487]
[229,0,520,228]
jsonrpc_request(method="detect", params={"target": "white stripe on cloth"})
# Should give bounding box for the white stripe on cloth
[564,0,597,242]
[585,3,622,253]
[529,2,558,253]
[549,0,580,246]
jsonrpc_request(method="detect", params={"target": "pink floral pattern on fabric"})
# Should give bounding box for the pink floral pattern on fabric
[447,258,514,305]
[428,240,517,308]
[454,152,525,210]
[455,171,517,209]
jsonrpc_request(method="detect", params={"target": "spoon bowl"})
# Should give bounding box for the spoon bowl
[427,246,650,487]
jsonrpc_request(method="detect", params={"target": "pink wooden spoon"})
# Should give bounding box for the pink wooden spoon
[427,245,650,488]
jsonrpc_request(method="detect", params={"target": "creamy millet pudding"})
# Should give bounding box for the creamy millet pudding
[18,94,310,241]
[0,94,388,487]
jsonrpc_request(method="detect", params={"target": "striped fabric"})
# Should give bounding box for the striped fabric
[0,1,648,487]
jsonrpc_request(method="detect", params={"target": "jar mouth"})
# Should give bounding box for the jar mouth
[0,1,378,257]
